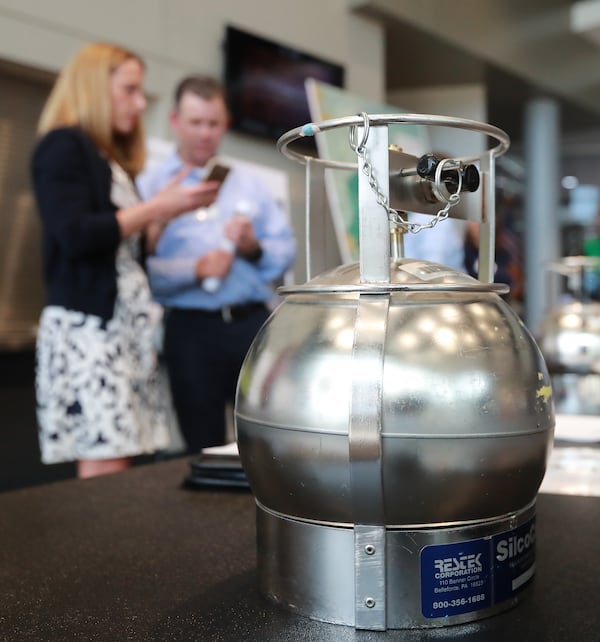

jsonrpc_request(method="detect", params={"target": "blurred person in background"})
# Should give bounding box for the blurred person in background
[31,43,220,478]
[137,75,296,455]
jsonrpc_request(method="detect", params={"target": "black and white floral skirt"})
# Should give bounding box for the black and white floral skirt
[36,245,171,464]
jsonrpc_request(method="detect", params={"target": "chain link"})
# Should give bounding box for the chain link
[349,112,462,234]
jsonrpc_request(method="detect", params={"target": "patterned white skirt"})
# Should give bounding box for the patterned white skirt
[36,244,171,464]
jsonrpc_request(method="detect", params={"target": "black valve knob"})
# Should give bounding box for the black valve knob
[416,153,439,180]
[416,154,480,193]
[462,164,480,192]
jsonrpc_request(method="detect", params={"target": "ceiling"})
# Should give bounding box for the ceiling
[353,0,600,153]
[385,19,600,150]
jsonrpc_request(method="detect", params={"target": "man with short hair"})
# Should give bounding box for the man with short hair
[137,75,296,454]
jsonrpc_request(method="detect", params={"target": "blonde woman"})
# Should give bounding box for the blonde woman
[31,42,221,478]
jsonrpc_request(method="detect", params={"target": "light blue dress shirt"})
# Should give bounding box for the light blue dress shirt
[403,213,466,272]
[136,151,296,310]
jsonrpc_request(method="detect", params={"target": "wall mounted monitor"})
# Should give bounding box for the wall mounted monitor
[224,25,345,142]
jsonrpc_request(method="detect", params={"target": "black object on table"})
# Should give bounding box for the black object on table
[184,452,249,489]
[0,457,598,641]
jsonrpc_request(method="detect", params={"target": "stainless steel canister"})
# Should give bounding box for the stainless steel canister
[235,114,554,630]
[538,256,600,415]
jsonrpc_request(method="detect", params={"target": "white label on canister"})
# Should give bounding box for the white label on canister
[398,262,457,281]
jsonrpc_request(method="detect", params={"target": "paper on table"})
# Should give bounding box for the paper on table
[540,446,600,497]
[201,441,239,456]
[199,421,600,496]
[554,414,600,443]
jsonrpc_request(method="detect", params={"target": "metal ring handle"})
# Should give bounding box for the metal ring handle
[432,158,463,204]
[277,113,510,169]
[348,112,370,154]
[278,282,510,295]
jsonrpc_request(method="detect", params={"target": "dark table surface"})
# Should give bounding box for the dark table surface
[1,457,598,642]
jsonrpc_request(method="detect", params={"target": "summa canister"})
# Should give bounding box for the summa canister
[235,113,554,630]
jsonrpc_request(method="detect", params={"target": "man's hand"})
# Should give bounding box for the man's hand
[194,249,234,282]
[225,215,262,260]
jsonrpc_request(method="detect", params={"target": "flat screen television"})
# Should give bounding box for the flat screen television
[223,25,345,142]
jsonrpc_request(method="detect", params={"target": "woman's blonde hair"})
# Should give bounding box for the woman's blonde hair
[38,42,146,176]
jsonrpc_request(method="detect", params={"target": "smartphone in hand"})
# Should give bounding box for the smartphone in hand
[202,158,231,184]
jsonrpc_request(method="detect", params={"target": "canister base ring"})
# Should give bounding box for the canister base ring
[257,502,536,630]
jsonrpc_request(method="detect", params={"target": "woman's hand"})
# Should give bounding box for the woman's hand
[153,177,221,222]
[117,166,220,239]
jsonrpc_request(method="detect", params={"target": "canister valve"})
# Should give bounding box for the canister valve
[416,153,480,193]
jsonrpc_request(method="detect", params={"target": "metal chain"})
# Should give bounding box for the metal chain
[349,112,462,234]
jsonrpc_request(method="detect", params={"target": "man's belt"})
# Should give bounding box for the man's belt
[168,302,267,323]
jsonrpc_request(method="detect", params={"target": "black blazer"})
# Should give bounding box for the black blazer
[31,126,123,321]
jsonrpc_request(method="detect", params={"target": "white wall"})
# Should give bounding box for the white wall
[0,0,386,278]
[387,84,487,159]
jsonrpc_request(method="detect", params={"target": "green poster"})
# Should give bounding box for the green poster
[305,80,431,262]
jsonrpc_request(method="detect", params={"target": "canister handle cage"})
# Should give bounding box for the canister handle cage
[277,113,509,168]
[277,113,510,286]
